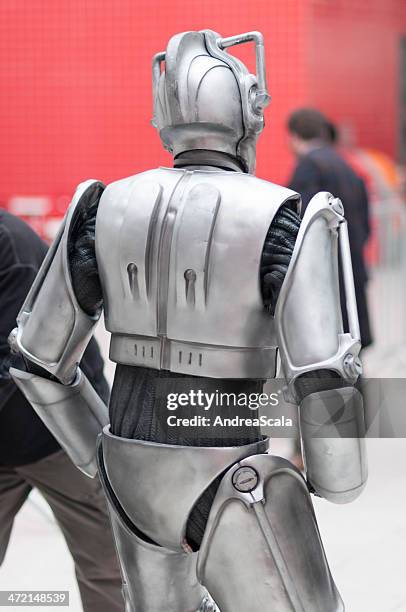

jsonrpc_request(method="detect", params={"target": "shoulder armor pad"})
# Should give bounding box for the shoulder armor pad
[15,180,104,384]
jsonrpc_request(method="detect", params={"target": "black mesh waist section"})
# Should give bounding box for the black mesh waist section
[109,364,262,447]
[109,364,263,550]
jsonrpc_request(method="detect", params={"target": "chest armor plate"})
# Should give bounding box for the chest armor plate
[96,168,298,378]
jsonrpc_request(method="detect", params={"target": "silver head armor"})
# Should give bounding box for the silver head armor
[152,30,270,174]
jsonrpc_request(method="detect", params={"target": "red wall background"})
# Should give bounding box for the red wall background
[0,0,404,235]
[308,0,406,157]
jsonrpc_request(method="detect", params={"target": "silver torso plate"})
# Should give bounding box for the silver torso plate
[95,167,298,378]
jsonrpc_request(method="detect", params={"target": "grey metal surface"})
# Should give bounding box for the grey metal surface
[13,180,103,385]
[96,167,299,378]
[102,426,268,551]
[108,512,208,612]
[339,221,361,342]
[300,387,368,503]
[10,367,108,477]
[98,440,217,612]
[197,454,344,612]
[152,30,270,174]
[276,191,361,403]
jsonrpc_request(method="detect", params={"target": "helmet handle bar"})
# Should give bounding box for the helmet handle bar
[217,31,270,111]
[151,51,166,126]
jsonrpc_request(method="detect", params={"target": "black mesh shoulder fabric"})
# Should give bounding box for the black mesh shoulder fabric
[68,182,105,316]
[260,203,301,314]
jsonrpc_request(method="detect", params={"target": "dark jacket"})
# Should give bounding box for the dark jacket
[0,209,109,466]
[289,145,372,348]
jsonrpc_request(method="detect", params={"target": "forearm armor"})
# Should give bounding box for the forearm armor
[11,366,108,476]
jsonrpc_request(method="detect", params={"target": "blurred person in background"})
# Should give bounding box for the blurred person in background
[287,107,373,350]
[0,209,124,612]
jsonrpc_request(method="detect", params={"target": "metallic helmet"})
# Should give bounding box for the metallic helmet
[152,30,270,174]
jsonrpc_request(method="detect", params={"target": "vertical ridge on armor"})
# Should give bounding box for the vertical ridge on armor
[157,172,192,339]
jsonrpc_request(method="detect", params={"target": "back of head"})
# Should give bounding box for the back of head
[152,30,271,174]
[287,108,330,142]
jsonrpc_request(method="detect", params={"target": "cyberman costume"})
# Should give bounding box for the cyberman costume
[10,30,367,612]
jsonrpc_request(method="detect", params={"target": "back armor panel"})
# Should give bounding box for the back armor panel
[95,167,299,379]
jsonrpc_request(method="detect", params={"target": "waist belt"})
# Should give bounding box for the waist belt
[109,334,277,379]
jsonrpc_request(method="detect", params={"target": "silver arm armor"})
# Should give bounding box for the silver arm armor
[10,367,108,477]
[275,191,367,502]
[14,179,103,385]
[9,180,108,477]
[300,386,367,503]
[275,191,361,394]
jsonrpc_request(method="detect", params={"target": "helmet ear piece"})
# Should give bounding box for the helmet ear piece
[245,76,271,121]
[250,83,271,114]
